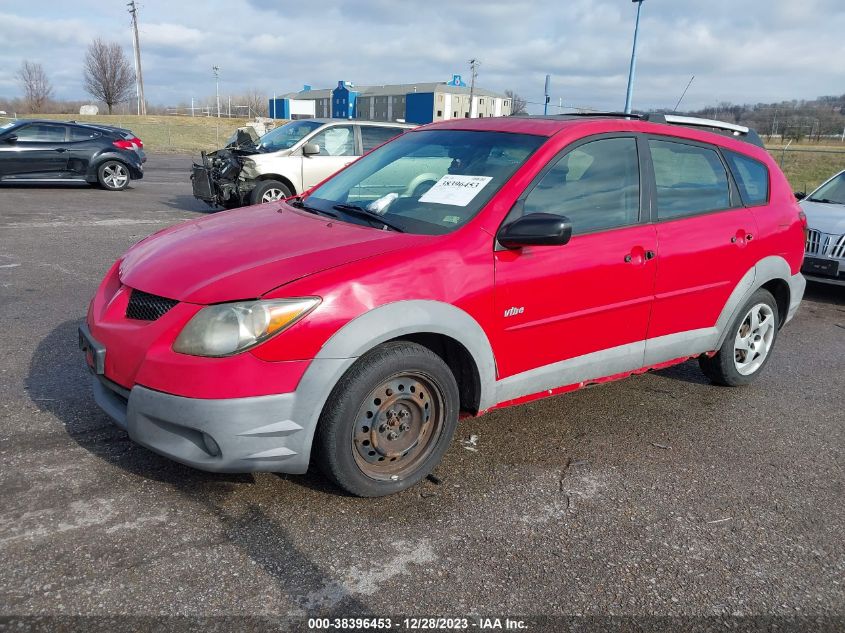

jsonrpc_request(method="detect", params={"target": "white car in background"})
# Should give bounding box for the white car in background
[798,169,845,286]
[192,119,414,208]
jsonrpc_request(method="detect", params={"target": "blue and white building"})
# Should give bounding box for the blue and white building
[269,76,512,124]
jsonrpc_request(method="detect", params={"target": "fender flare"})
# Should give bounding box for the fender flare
[283,300,498,472]
[315,300,497,408]
[714,255,798,348]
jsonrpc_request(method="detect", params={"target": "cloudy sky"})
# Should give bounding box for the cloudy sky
[1,0,843,113]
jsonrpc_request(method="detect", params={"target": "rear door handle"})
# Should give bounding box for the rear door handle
[55,148,68,153]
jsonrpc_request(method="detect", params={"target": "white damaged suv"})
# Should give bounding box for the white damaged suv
[192,119,414,208]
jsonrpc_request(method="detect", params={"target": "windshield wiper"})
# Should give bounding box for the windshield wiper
[288,198,338,218]
[807,197,840,204]
[332,203,405,233]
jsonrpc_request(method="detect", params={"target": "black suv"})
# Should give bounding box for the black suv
[0,119,144,190]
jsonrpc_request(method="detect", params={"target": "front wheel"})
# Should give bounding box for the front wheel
[699,288,779,386]
[249,180,292,205]
[97,160,130,191]
[314,342,460,497]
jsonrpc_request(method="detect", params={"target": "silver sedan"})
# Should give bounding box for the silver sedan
[799,169,845,286]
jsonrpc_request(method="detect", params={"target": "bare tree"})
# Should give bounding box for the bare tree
[17,60,53,113]
[83,38,135,114]
[243,88,268,117]
[505,89,528,116]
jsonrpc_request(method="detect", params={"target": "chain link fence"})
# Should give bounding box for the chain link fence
[766,143,845,193]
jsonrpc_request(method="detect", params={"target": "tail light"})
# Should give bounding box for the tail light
[113,137,143,150]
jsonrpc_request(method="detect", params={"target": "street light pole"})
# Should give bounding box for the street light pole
[624,0,644,114]
[213,65,221,118]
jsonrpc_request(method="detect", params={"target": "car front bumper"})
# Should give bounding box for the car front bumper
[81,324,354,474]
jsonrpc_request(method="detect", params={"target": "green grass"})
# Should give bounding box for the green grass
[765,144,845,194]
[26,114,260,154]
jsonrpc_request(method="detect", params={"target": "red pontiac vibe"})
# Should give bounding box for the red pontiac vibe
[80,113,806,496]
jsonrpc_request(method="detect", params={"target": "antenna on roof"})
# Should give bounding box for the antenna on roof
[673,75,695,113]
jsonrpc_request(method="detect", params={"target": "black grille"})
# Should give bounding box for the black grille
[126,289,178,321]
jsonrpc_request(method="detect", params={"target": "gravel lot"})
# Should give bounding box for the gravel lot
[0,155,843,630]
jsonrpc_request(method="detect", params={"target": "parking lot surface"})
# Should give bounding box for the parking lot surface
[0,155,843,627]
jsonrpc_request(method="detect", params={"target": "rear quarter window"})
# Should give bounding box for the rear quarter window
[723,150,769,205]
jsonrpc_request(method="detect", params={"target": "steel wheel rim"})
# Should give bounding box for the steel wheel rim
[734,303,775,375]
[261,188,284,202]
[351,372,445,481]
[104,163,128,188]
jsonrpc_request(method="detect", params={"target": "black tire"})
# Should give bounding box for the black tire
[699,288,780,387]
[249,180,292,205]
[96,160,131,191]
[314,341,460,497]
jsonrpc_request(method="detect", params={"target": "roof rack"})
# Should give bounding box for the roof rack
[645,113,749,135]
[551,112,762,147]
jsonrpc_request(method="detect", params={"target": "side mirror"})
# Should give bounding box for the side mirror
[794,191,806,200]
[4,134,18,144]
[498,212,573,249]
[302,142,320,156]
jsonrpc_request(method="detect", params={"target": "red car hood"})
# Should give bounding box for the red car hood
[119,204,428,303]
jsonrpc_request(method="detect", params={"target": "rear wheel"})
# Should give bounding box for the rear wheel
[699,288,779,386]
[97,160,130,191]
[314,342,459,497]
[249,180,291,205]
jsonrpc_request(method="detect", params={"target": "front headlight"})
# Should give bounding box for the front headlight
[173,297,320,357]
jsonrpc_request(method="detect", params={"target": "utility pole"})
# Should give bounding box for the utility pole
[127,1,146,115]
[544,74,551,115]
[624,0,644,114]
[213,66,221,118]
[468,58,480,118]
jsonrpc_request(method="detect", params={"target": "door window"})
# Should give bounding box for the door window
[522,137,640,234]
[649,139,731,218]
[14,124,67,142]
[311,126,355,156]
[360,126,404,153]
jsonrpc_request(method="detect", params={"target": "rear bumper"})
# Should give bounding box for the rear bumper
[785,272,806,324]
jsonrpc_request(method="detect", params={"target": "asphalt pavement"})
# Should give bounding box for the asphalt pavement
[0,155,843,631]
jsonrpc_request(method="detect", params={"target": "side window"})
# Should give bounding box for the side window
[360,126,403,153]
[14,124,67,142]
[723,150,769,205]
[69,126,100,141]
[310,126,355,157]
[649,139,731,219]
[523,137,640,235]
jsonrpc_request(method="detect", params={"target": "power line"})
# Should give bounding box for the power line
[127,1,146,115]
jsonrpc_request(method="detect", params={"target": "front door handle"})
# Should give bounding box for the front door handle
[55,148,68,153]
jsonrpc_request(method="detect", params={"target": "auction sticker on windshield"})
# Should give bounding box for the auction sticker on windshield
[419,175,493,206]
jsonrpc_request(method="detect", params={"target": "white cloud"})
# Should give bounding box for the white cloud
[0,0,843,113]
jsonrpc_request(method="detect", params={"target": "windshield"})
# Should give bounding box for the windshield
[305,129,546,235]
[257,120,323,152]
[809,171,845,205]
[0,120,17,131]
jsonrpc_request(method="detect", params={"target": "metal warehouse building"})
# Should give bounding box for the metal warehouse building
[270,75,512,124]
